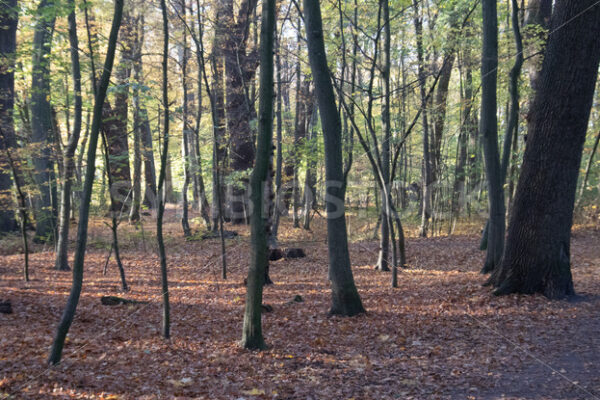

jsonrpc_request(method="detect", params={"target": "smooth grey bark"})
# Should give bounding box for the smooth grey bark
[241,0,275,350]
[304,0,365,317]
[491,0,600,299]
[48,0,124,365]
[30,0,58,243]
[55,0,83,271]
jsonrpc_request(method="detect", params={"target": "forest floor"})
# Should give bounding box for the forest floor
[1,208,600,399]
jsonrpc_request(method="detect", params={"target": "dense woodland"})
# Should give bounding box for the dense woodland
[1,0,600,398]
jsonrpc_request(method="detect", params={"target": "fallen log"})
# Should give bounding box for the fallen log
[100,296,149,306]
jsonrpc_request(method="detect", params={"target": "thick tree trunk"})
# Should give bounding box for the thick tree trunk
[30,0,58,243]
[491,0,600,299]
[0,0,18,233]
[241,0,275,350]
[101,11,136,213]
[524,0,552,95]
[222,0,259,224]
[55,0,83,271]
[48,0,124,365]
[305,0,365,317]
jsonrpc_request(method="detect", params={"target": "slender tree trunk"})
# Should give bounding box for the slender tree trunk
[413,0,431,238]
[48,0,124,365]
[129,16,143,223]
[156,0,171,339]
[241,0,275,350]
[30,0,58,243]
[480,0,505,274]
[304,0,365,317]
[211,3,228,231]
[270,29,284,245]
[376,0,391,273]
[179,0,192,237]
[491,0,600,299]
[303,108,318,230]
[55,0,83,271]
[577,131,600,206]
[192,12,211,227]
[141,106,157,209]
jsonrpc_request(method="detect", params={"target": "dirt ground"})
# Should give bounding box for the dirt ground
[1,210,599,399]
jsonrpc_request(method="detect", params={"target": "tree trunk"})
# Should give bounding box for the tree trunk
[30,0,58,243]
[0,0,18,233]
[413,0,431,238]
[270,28,284,245]
[524,0,552,95]
[211,3,228,231]
[577,130,600,206]
[129,15,143,223]
[141,106,157,209]
[192,11,211,227]
[241,0,275,350]
[48,0,124,365]
[55,0,83,271]
[222,0,259,224]
[157,0,171,339]
[479,0,505,274]
[179,0,192,237]
[491,0,600,299]
[376,0,392,273]
[304,0,365,317]
[101,11,136,213]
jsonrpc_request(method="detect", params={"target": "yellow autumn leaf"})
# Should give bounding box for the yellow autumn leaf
[242,388,265,396]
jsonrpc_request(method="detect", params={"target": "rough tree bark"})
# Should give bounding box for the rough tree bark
[101,10,135,213]
[222,0,259,224]
[304,0,365,317]
[491,0,600,299]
